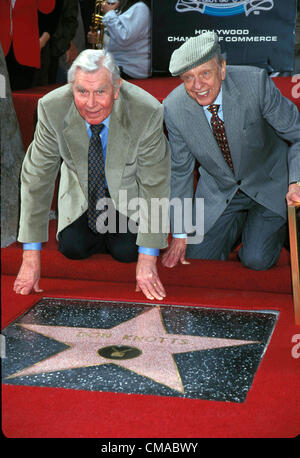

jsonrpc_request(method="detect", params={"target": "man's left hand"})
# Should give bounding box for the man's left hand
[135,253,166,301]
[286,183,300,206]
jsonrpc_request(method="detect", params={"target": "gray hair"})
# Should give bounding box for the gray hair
[67,49,121,92]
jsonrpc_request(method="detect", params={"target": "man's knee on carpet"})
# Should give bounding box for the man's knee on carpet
[58,228,107,260]
[238,245,282,271]
[58,240,95,260]
[107,239,138,263]
[238,223,287,270]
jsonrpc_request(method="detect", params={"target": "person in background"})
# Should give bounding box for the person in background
[88,0,151,79]
[79,0,95,46]
[47,0,82,83]
[32,0,63,86]
[0,0,55,90]
[54,0,86,83]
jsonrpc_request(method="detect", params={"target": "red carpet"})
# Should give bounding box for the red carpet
[1,220,293,296]
[2,76,300,439]
[2,272,300,438]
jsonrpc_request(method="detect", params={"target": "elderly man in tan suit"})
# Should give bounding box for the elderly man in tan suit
[14,49,170,301]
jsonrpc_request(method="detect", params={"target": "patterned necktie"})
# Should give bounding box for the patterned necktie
[207,104,234,172]
[87,123,105,233]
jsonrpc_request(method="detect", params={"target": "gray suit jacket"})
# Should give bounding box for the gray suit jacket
[163,66,300,235]
[18,81,170,249]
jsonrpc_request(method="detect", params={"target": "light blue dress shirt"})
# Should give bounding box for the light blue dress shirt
[173,88,223,239]
[203,88,223,124]
[24,116,159,256]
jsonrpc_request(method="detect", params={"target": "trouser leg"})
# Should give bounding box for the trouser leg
[58,211,138,263]
[105,210,138,263]
[186,193,247,260]
[238,202,286,270]
[186,192,286,270]
[58,212,107,259]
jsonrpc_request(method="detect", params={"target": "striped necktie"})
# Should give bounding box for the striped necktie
[207,104,234,172]
[87,123,105,233]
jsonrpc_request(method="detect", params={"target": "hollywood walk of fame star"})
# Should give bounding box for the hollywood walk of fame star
[6,307,259,393]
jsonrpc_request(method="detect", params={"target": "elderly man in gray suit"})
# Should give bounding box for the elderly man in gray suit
[14,49,170,301]
[162,32,300,270]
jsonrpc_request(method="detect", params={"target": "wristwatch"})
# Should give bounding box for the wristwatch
[290,181,300,186]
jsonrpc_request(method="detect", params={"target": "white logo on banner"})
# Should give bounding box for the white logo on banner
[175,0,275,17]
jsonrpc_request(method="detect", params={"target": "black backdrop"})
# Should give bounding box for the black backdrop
[151,0,298,74]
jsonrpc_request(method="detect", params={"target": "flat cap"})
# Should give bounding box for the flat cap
[169,32,221,76]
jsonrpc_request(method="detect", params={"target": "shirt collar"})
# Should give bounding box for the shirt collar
[203,87,223,111]
[85,115,110,131]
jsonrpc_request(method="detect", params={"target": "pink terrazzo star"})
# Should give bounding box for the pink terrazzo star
[7,307,258,393]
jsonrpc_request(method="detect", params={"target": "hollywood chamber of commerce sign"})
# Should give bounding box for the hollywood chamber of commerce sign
[151,0,298,73]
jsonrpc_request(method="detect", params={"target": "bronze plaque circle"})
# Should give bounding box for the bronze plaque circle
[98,345,142,360]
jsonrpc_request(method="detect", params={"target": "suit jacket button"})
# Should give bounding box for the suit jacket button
[237,180,241,185]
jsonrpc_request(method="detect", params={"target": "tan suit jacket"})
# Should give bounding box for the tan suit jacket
[18,81,170,249]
